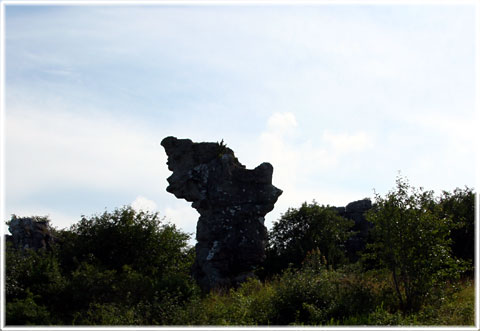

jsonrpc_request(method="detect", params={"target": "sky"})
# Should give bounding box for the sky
[2,2,478,245]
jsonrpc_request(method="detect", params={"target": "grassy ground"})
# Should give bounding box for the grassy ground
[171,269,475,326]
[420,278,475,326]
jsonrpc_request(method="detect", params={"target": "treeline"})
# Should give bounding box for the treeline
[5,176,475,325]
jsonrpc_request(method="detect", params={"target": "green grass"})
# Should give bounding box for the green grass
[338,278,475,326]
[417,278,475,326]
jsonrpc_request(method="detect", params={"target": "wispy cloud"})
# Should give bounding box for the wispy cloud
[322,131,374,155]
[131,196,157,213]
[164,204,199,245]
[255,112,378,228]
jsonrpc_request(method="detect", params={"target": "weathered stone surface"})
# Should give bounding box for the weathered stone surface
[7,216,54,251]
[161,136,282,291]
[337,198,372,261]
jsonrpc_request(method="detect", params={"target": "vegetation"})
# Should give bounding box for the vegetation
[439,186,475,268]
[6,207,197,325]
[265,201,354,275]
[4,177,475,326]
[364,176,464,311]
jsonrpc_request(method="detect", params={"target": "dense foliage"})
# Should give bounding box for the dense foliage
[4,179,475,326]
[438,187,475,267]
[265,201,354,275]
[168,256,473,326]
[364,176,464,311]
[6,207,197,325]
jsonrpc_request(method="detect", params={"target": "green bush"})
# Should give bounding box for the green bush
[272,268,338,324]
[66,262,117,311]
[61,208,198,325]
[412,279,475,326]
[269,257,379,325]
[63,207,191,275]
[6,291,53,325]
[172,278,274,325]
[365,175,463,312]
[5,242,67,324]
[438,187,475,268]
[265,201,354,276]
[339,303,409,326]
[177,252,379,326]
[5,207,198,325]
[72,302,139,325]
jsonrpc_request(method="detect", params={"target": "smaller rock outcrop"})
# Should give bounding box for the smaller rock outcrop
[336,199,372,261]
[7,216,54,250]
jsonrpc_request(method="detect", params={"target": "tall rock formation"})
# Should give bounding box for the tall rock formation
[161,136,282,291]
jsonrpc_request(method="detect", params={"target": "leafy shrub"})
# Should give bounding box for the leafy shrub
[265,201,354,276]
[61,208,198,324]
[72,302,139,325]
[438,187,475,268]
[412,279,475,326]
[271,268,338,324]
[66,262,117,311]
[6,291,53,325]
[62,207,191,275]
[365,175,463,311]
[269,258,380,325]
[339,303,409,326]
[5,207,197,325]
[172,277,275,325]
[5,243,67,324]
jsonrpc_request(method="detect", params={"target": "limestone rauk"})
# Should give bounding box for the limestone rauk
[7,216,55,251]
[161,136,282,291]
[336,199,373,261]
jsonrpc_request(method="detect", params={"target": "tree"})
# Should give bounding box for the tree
[59,206,192,276]
[365,176,461,312]
[265,201,354,275]
[438,187,475,268]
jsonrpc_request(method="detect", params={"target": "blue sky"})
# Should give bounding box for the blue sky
[3,2,477,243]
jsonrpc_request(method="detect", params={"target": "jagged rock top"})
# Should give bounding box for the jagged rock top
[345,199,372,213]
[161,136,282,212]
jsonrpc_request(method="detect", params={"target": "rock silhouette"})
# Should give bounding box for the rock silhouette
[336,198,373,261]
[7,216,55,251]
[161,136,282,291]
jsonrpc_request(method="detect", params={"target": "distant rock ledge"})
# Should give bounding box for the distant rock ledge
[6,216,55,251]
[336,198,373,261]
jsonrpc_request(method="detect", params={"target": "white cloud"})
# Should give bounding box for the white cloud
[322,130,374,155]
[256,112,376,229]
[164,204,199,246]
[266,112,298,135]
[259,113,374,178]
[258,113,300,193]
[131,196,157,213]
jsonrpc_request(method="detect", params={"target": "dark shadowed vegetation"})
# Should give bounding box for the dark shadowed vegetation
[5,177,475,326]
